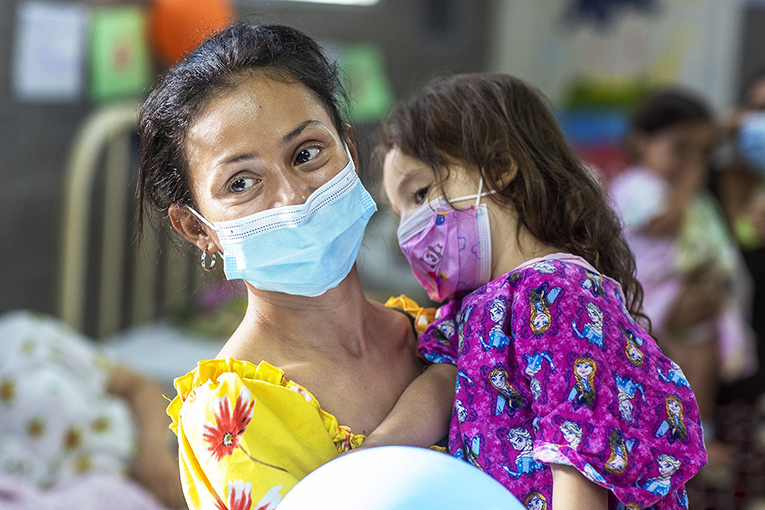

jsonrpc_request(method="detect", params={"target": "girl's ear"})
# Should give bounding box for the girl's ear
[485,160,519,191]
[168,204,220,254]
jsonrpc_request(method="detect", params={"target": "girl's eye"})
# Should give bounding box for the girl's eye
[413,186,430,205]
[230,176,257,193]
[295,147,321,165]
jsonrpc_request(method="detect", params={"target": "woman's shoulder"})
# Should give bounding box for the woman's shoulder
[168,357,363,509]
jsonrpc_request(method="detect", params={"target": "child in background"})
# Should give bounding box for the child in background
[610,90,757,464]
[381,74,706,509]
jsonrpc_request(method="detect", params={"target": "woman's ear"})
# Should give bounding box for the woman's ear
[168,204,219,253]
[344,125,359,168]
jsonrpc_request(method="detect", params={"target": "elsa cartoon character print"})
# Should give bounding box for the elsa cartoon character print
[572,302,605,349]
[524,351,555,400]
[559,420,583,450]
[480,297,511,351]
[502,427,545,478]
[640,454,682,498]
[614,373,646,423]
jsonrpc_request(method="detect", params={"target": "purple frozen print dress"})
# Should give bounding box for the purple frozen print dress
[418,254,706,509]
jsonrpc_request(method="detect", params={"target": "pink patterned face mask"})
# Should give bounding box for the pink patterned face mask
[397,180,493,302]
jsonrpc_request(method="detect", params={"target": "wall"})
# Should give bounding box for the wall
[0,0,491,316]
[489,0,746,112]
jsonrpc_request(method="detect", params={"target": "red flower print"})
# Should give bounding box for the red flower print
[215,481,253,510]
[203,386,287,472]
[215,482,284,510]
[203,387,255,462]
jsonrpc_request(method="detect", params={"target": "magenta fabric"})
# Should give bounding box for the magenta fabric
[418,256,706,509]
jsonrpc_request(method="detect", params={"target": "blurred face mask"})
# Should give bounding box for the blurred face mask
[190,144,377,297]
[738,112,765,175]
[397,179,493,302]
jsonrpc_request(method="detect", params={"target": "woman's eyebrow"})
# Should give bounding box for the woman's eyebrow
[280,120,323,147]
[216,120,324,167]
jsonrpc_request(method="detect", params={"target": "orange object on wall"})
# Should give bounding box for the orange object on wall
[148,0,234,66]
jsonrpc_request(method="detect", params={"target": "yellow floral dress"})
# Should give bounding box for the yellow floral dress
[167,296,435,510]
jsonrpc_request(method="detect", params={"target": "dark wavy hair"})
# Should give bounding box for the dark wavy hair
[382,73,647,321]
[138,23,350,233]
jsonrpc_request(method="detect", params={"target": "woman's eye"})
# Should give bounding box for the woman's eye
[413,186,430,205]
[295,147,321,165]
[229,176,257,193]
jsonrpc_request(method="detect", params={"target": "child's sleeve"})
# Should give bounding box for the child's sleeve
[385,295,459,365]
[510,268,706,508]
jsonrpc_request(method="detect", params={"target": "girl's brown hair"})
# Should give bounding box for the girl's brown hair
[382,73,646,321]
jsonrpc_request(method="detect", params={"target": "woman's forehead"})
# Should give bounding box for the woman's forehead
[188,76,335,150]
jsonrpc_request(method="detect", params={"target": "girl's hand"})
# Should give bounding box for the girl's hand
[550,464,608,510]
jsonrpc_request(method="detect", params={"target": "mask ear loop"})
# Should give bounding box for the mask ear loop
[188,206,217,231]
[475,177,484,207]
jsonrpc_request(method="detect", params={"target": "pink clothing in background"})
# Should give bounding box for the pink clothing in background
[610,168,757,381]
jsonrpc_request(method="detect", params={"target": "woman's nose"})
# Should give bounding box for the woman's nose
[271,170,315,208]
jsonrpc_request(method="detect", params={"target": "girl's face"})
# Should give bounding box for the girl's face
[172,75,351,249]
[637,121,714,185]
[382,147,482,221]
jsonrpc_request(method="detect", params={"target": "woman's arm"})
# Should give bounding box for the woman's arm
[107,365,186,509]
[551,464,608,510]
[356,363,457,449]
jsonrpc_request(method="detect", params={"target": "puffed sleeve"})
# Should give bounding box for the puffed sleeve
[167,359,364,510]
[509,263,706,508]
[385,295,459,365]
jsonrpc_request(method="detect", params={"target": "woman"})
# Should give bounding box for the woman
[138,23,455,509]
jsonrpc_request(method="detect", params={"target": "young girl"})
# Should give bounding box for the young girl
[381,74,706,509]
[610,89,757,466]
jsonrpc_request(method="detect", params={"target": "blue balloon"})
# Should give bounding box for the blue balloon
[278,446,525,510]
[738,112,765,175]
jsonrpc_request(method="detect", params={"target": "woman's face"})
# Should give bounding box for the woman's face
[638,121,714,185]
[184,75,349,226]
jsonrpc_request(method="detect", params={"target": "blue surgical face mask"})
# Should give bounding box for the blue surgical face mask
[189,145,377,296]
[738,112,765,176]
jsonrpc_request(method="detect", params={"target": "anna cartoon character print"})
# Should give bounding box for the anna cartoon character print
[567,356,598,410]
[528,283,563,335]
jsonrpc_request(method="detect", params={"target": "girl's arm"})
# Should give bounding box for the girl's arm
[551,464,608,510]
[356,363,457,449]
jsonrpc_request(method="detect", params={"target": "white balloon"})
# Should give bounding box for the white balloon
[279,446,525,510]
